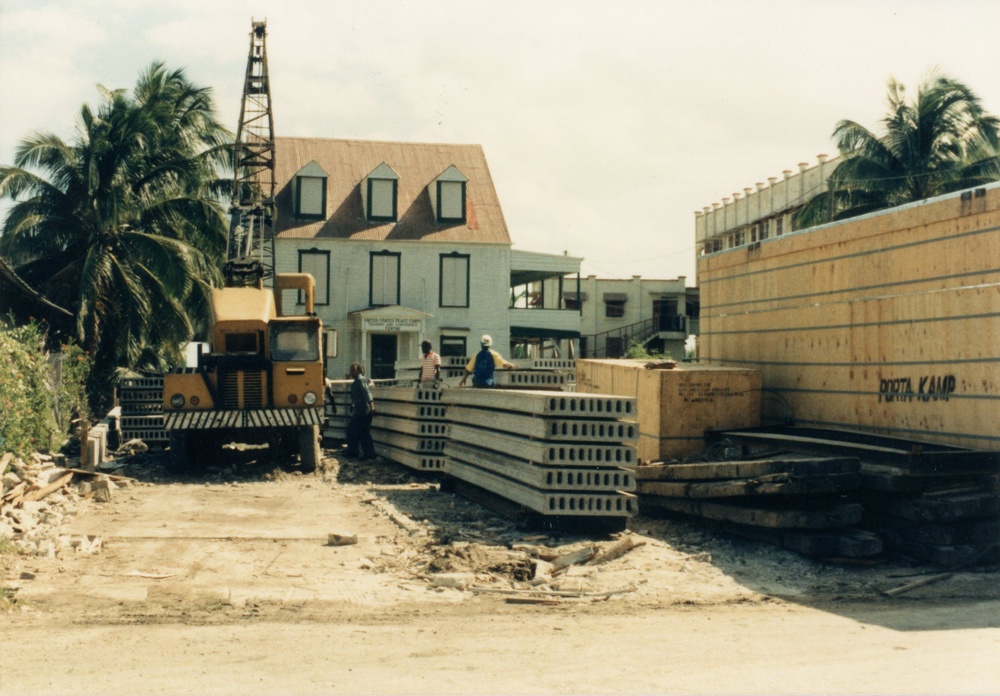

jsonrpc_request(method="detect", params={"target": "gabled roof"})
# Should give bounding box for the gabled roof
[274,137,511,244]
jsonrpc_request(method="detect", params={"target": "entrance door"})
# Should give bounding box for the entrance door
[370,334,397,380]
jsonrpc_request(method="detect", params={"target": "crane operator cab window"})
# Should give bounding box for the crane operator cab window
[224,332,259,353]
[270,323,320,362]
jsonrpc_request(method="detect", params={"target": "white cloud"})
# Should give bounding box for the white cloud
[2,0,999,281]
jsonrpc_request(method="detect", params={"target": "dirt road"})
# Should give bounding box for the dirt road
[2,454,998,694]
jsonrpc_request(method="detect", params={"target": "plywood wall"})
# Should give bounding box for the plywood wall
[697,185,1000,451]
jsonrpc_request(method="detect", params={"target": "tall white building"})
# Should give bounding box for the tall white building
[272,137,580,378]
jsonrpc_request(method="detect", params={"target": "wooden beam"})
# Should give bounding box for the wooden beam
[638,472,861,498]
[634,457,860,481]
[23,471,74,503]
[642,496,863,529]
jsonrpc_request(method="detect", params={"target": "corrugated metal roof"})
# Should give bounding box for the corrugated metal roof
[274,137,511,244]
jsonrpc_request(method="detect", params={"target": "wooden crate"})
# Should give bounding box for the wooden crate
[575,360,761,462]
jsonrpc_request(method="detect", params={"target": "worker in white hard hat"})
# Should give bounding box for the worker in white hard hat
[459,334,514,387]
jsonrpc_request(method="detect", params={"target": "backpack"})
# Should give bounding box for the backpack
[472,348,495,386]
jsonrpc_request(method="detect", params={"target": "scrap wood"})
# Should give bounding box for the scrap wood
[3,481,27,502]
[639,472,861,498]
[883,573,953,597]
[643,496,863,529]
[470,584,637,599]
[0,452,13,471]
[366,498,423,534]
[589,536,646,565]
[63,467,136,483]
[23,471,74,503]
[550,545,599,573]
[506,597,564,605]
[123,571,179,579]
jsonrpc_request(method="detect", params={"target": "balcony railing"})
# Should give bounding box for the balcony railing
[580,314,690,358]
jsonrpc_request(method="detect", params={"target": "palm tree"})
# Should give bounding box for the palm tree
[0,63,231,409]
[797,73,1000,228]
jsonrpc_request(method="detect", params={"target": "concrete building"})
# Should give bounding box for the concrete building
[271,137,580,379]
[695,155,840,254]
[552,275,699,360]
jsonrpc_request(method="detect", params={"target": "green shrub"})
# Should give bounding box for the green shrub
[0,318,90,462]
[624,341,672,361]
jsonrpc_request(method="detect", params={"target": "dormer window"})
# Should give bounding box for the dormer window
[431,165,467,223]
[362,163,399,222]
[293,161,328,219]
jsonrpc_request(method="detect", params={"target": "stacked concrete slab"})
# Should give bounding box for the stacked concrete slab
[322,379,352,441]
[442,389,638,520]
[371,385,449,471]
[118,375,167,447]
[395,357,576,388]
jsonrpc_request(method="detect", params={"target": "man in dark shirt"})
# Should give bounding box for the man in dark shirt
[345,363,376,460]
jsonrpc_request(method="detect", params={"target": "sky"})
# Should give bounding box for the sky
[1,0,998,284]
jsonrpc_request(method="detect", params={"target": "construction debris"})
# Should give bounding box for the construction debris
[1,451,118,558]
[326,533,358,546]
[883,572,954,597]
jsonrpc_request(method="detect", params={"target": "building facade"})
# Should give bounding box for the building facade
[695,154,839,254]
[272,137,580,379]
[553,275,698,360]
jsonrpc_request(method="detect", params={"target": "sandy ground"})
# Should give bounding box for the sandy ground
[2,448,998,695]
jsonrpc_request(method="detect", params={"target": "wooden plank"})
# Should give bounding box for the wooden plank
[641,496,863,529]
[550,546,598,572]
[860,463,996,493]
[0,452,13,472]
[638,472,861,498]
[589,536,646,565]
[878,528,1000,568]
[635,457,860,481]
[2,481,26,502]
[884,573,953,597]
[875,491,1000,523]
[23,472,74,502]
[865,513,999,546]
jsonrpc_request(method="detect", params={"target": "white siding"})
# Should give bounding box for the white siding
[276,239,512,379]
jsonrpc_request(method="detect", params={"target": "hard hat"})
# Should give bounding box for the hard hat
[481,334,492,347]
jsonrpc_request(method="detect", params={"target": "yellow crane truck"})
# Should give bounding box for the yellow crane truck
[162,273,325,473]
[163,21,326,473]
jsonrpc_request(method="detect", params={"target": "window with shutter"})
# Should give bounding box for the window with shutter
[369,251,400,306]
[368,178,397,221]
[296,176,326,218]
[438,180,465,222]
[439,253,470,308]
[298,249,330,305]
